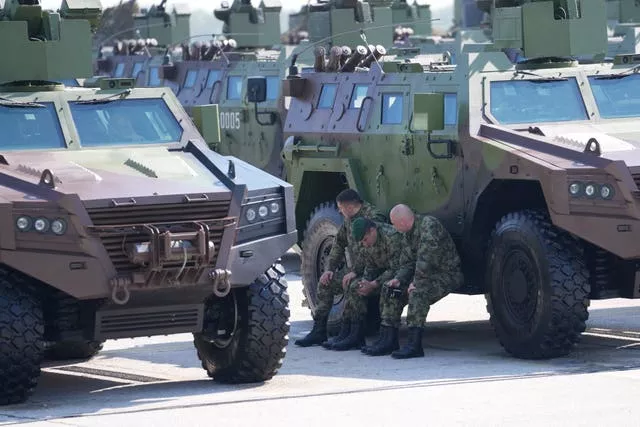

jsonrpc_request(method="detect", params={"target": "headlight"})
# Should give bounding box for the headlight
[270,202,280,214]
[16,216,31,231]
[51,219,67,235]
[584,183,596,198]
[569,182,582,196]
[246,208,257,222]
[600,184,614,200]
[258,205,268,218]
[34,217,50,233]
[568,180,616,200]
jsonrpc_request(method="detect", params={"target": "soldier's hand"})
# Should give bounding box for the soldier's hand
[357,280,378,296]
[319,271,334,286]
[342,271,357,289]
[387,279,400,288]
[408,283,416,295]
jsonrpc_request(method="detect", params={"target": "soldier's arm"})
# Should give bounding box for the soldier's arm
[373,234,404,285]
[414,217,453,280]
[393,244,415,286]
[325,222,348,271]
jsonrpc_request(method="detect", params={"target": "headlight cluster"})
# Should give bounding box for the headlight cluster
[568,181,615,200]
[15,215,68,235]
[242,200,282,225]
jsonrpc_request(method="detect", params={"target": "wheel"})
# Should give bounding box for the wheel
[0,270,44,405]
[485,210,590,359]
[46,340,104,360]
[300,202,381,337]
[194,265,290,383]
[300,202,346,336]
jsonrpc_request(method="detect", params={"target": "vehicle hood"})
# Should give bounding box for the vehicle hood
[535,123,640,154]
[0,146,232,202]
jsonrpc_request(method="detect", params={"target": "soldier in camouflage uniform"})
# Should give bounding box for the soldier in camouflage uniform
[295,189,386,348]
[329,217,405,351]
[385,204,464,359]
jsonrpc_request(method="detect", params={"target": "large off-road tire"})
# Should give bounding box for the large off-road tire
[300,202,345,336]
[46,340,104,360]
[194,265,290,383]
[485,210,590,359]
[0,271,44,405]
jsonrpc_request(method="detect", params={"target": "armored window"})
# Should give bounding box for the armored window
[381,93,403,124]
[148,67,162,87]
[61,79,79,87]
[317,84,337,109]
[350,84,368,109]
[489,78,587,124]
[588,74,640,119]
[114,63,125,78]
[444,93,457,126]
[0,103,65,150]
[69,99,183,147]
[184,70,198,89]
[132,62,144,79]
[266,76,279,100]
[227,76,243,100]
[206,70,221,89]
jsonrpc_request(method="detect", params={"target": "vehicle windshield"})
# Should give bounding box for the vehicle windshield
[588,74,640,119]
[0,102,66,150]
[489,78,588,124]
[69,98,184,147]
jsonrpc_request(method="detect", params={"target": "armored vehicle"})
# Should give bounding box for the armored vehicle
[607,0,640,56]
[0,0,296,406]
[262,0,640,359]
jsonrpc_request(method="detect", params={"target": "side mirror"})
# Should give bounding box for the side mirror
[191,104,221,146]
[413,93,444,132]
[247,76,267,103]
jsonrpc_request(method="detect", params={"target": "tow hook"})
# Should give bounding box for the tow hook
[210,269,232,297]
[110,276,132,305]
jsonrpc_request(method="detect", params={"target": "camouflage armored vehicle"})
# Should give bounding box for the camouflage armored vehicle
[258,0,640,359]
[607,0,640,56]
[0,0,296,406]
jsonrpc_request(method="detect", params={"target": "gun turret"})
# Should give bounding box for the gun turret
[214,0,282,49]
[390,0,431,36]
[0,0,102,83]
[479,0,608,59]
[133,1,190,47]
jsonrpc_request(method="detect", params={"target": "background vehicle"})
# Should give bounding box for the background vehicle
[261,0,640,359]
[0,0,295,406]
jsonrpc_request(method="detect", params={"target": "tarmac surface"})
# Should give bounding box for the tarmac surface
[2,251,640,426]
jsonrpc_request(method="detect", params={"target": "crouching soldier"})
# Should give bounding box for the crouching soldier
[329,217,404,351]
[385,204,464,359]
[295,189,386,347]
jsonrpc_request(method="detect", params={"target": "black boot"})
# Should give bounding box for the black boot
[391,327,424,359]
[361,325,389,354]
[367,326,399,356]
[331,319,365,351]
[322,320,351,349]
[294,315,328,347]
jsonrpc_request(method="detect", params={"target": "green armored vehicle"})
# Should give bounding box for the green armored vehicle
[0,0,296,406]
[255,0,640,359]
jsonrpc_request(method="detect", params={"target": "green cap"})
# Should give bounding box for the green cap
[351,217,371,242]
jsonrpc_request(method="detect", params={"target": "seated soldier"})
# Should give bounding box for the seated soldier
[329,217,404,351]
[384,204,464,359]
[294,189,386,348]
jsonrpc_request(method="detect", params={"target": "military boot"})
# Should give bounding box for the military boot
[331,319,365,351]
[391,327,424,359]
[294,315,328,347]
[321,320,351,349]
[367,326,399,356]
[361,325,389,354]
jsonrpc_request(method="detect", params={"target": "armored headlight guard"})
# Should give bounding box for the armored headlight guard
[14,214,69,236]
[567,178,616,201]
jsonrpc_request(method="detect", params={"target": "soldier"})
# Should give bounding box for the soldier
[329,217,404,351]
[386,204,464,359]
[294,189,386,348]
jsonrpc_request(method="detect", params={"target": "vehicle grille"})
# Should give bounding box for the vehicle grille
[87,201,230,273]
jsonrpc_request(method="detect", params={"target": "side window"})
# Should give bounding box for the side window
[227,76,243,100]
[266,76,279,100]
[381,93,403,125]
[114,63,125,78]
[184,70,198,89]
[148,67,161,86]
[444,93,457,126]
[132,62,144,79]
[206,70,221,89]
[317,83,337,109]
[349,84,368,109]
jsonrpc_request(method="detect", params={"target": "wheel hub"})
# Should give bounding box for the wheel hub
[502,249,539,325]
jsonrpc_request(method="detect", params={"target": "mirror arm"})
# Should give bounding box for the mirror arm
[254,102,276,126]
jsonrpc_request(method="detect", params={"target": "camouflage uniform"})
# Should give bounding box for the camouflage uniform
[345,222,405,321]
[404,215,464,328]
[315,202,386,320]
